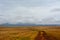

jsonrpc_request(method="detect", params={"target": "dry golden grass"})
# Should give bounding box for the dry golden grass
[0,26,60,40]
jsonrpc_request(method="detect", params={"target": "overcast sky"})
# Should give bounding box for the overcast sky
[0,0,60,24]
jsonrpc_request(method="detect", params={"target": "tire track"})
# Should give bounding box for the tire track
[34,31,57,40]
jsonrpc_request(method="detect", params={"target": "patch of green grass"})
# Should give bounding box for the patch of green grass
[20,37,31,40]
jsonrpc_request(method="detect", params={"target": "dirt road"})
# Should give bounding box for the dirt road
[34,31,57,40]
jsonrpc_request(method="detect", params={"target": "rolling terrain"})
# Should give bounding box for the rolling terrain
[0,26,60,40]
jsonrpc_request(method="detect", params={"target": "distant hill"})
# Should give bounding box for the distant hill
[0,23,37,26]
[0,23,60,26]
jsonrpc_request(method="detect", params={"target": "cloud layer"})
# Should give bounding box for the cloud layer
[0,0,60,24]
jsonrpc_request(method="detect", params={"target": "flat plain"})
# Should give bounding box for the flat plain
[0,26,60,40]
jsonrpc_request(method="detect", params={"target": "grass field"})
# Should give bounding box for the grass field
[0,26,60,40]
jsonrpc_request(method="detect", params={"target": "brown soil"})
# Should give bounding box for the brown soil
[34,31,57,40]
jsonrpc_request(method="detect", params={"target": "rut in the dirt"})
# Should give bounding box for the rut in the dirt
[34,31,57,40]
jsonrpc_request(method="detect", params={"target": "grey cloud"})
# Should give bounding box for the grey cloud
[0,0,60,24]
[0,0,58,7]
[51,8,60,12]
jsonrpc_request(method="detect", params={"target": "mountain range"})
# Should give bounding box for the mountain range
[0,23,60,26]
